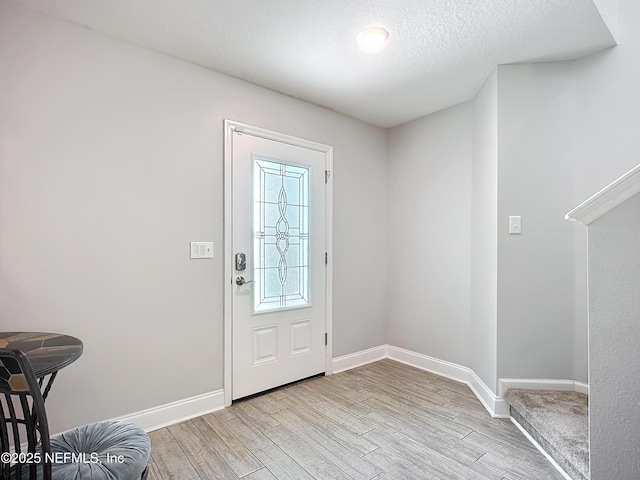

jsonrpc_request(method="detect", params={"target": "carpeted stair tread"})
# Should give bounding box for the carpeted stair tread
[505,389,588,480]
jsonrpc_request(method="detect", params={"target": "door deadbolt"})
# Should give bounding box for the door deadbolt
[235,253,246,271]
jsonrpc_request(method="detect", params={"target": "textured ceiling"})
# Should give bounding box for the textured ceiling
[6,0,616,127]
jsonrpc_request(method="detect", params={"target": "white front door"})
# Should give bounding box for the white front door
[228,123,331,400]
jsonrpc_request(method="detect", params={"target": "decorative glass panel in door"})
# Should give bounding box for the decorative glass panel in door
[253,157,310,313]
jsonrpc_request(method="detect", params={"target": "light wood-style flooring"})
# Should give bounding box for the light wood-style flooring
[148,359,563,480]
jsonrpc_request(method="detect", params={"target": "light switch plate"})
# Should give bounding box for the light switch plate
[509,216,522,234]
[190,242,214,259]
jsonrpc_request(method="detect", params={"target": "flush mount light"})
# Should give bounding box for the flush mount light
[357,26,389,53]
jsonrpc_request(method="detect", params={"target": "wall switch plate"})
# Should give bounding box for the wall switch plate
[190,242,214,259]
[509,216,522,234]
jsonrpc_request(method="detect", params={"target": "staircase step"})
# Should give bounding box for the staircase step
[504,389,589,480]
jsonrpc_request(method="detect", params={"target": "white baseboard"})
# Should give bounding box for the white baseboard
[331,345,388,373]
[574,381,589,395]
[115,390,225,432]
[499,378,589,397]
[468,370,510,418]
[115,348,588,432]
[386,345,468,383]
[383,345,509,418]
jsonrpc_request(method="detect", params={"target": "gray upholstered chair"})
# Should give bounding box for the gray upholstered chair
[0,348,150,480]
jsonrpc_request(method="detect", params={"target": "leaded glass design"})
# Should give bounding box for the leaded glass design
[253,157,310,312]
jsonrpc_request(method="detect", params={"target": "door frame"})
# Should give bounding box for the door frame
[223,119,333,406]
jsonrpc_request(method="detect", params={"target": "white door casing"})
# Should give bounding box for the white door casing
[223,121,333,403]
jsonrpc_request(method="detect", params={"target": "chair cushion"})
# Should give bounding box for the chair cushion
[49,420,150,479]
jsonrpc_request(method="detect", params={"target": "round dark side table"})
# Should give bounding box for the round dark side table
[0,331,83,400]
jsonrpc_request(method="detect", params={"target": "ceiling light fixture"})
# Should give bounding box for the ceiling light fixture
[357,26,389,53]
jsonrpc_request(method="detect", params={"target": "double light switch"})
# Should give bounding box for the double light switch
[190,242,214,258]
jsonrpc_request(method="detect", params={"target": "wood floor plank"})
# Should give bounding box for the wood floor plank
[252,444,315,480]
[248,393,289,415]
[242,467,279,480]
[281,394,379,457]
[263,423,354,480]
[216,408,273,451]
[192,413,263,477]
[464,432,564,479]
[296,380,372,417]
[363,395,473,439]
[306,398,374,435]
[368,360,476,400]
[368,474,401,480]
[307,374,371,403]
[365,430,455,480]
[146,459,161,480]
[268,386,296,401]
[148,428,201,480]
[443,395,497,419]
[363,426,482,480]
[342,368,451,412]
[374,359,474,394]
[365,411,486,465]
[336,399,374,418]
[359,384,457,421]
[346,366,460,407]
[234,399,281,431]
[364,447,432,480]
[365,427,502,480]
[476,452,565,480]
[462,430,541,458]
[452,414,537,454]
[272,407,381,480]
[168,421,239,480]
[146,360,565,480]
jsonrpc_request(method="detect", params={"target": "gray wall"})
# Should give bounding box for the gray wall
[382,57,588,395]
[495,63,578,381]
[587,192,640,480]
[376,0,640,407]
[364,0,639,396]
[572,0,640,211]
[387,1,640,390]
[592,0,620,40]
[493,0,640,384]
[0,3,388,433]
[470,70,499,392]
[386,104,472,366]
[384,75,501,393]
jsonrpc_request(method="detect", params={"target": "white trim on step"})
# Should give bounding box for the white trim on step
[499,378,589,397]
[511,417,572,480]
[114,390,225,432]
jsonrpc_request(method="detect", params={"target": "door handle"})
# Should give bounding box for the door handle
[235,276,254,286]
